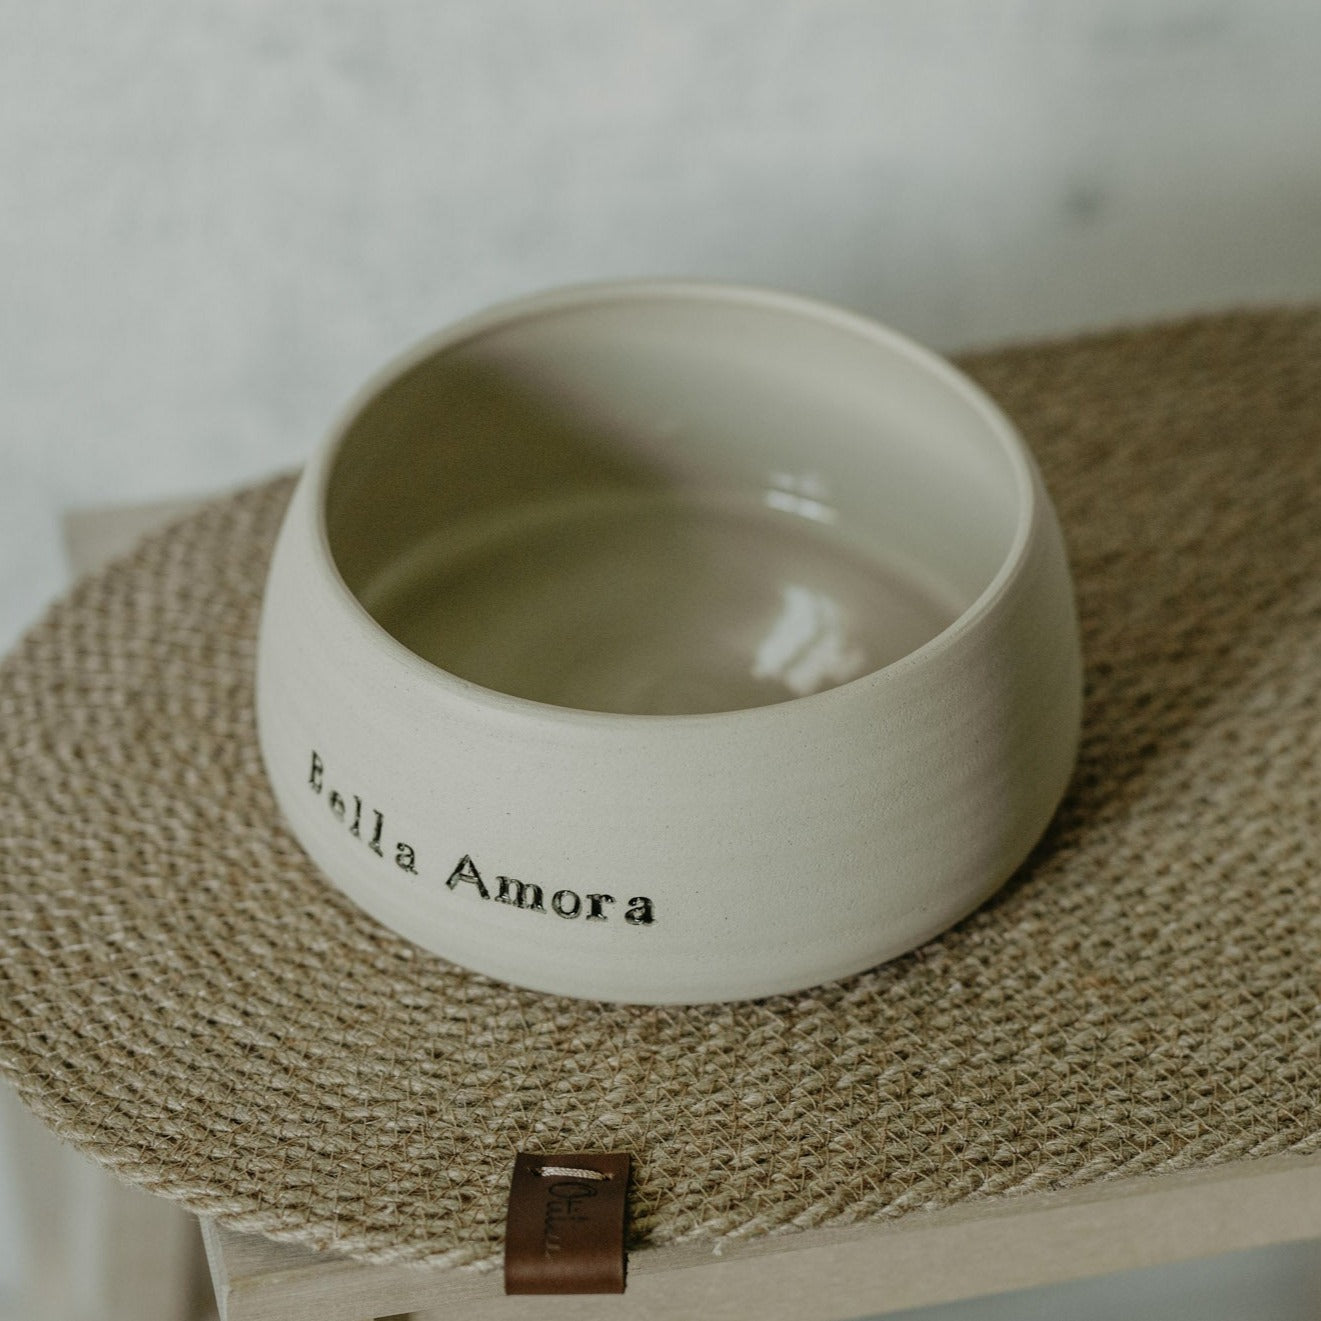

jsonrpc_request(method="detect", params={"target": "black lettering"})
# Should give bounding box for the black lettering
[349,794,363,838]
[328,790,346,820]
[368,809,385,857]
[585,893,614,921]
[395,842,417,874]
[496,875,544,912]
[551,889,582,919]
[309,750,324,792]
[446,854,490,899]
[625,896,655,926]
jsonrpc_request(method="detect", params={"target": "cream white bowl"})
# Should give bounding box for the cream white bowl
[255,282,1082,1004]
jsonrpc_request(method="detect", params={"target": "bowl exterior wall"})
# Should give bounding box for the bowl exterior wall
[256,456,1081,1004]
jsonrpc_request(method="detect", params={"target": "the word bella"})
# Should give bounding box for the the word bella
[308,749,417,873]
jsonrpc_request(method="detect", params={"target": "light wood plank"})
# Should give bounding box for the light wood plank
[63,497,209,575]
[202,1153,1321,1321]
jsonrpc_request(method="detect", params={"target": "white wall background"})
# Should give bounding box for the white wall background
[1,2,1320,1315]
[4,0,1321,653]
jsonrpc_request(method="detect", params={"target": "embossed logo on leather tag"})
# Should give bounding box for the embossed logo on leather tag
[504,1152,631,1294]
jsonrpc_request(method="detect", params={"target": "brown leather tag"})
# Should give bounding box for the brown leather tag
[504,1152,631,1294]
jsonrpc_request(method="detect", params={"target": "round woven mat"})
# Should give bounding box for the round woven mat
[1,310,1319,1268]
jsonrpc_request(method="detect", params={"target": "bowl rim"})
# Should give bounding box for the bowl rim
[302,278,1042,729]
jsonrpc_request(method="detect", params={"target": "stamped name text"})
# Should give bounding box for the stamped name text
[306,750,656,927]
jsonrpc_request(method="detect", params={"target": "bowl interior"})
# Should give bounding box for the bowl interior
[323,291,1025,715]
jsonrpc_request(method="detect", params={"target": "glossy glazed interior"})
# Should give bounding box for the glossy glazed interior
[323,292,1024,715]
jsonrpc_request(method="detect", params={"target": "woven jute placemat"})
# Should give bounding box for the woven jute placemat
[1,310,1318,1268]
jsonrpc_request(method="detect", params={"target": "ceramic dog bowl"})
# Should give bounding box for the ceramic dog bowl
[255,281,1082,1004]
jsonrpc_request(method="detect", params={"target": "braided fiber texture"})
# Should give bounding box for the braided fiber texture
[1,311,1318,1267]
